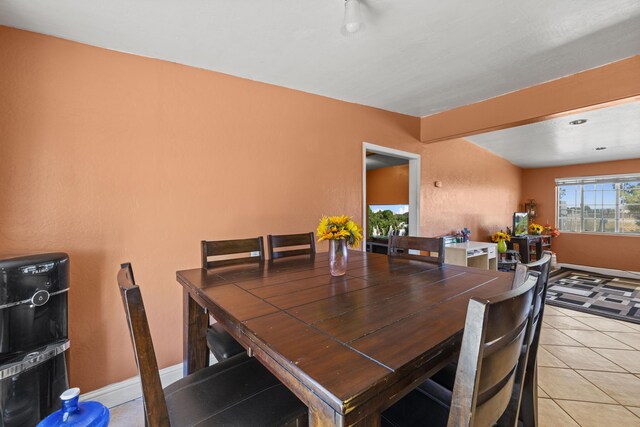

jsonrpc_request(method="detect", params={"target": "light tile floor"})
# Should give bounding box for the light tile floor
[537,306,640,426]
[108,306,640,426]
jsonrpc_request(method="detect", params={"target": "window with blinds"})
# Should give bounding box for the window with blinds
[556,174,640,234]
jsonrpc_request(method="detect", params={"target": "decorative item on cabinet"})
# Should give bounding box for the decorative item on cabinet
[524,199,537,221]
[528,222,544,235]
[491,230,510,254]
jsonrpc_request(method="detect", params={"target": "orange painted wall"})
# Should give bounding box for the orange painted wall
[420,139,522,240]
[522,159,640,272]
[0,26,521,391]
[366,164,409,205]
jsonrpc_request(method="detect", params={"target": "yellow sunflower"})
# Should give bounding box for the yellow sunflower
[316,215,363,248]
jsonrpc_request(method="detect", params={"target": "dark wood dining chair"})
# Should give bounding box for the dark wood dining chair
[387,236,445,265]
[201,237,265,269]
[201,237,265,361]
[514,251,553,427]
[267,232,316,260]
[381,266,539,427]
[117,263,307,427]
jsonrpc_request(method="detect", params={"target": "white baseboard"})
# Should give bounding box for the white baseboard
[558,263,640,280]
[80,363,183,408]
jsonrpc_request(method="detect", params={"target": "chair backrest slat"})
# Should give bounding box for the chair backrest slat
[525,251,553,346]
[117,263,170,427]
[511,251,553,425]
[448,267,539,427]
[267,232,315,260]
[201,237,265,269]
[387,236,445,265]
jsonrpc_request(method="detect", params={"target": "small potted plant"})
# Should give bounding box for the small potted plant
[528,223,544,235]
[491,230,511,253]
[544,224,560,237]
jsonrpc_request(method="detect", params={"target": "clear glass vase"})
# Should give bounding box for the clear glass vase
[329,239,348,276]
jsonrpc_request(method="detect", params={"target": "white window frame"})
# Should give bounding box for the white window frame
[555,173,640,235]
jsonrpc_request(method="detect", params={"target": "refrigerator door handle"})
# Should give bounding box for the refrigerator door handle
[0,340,70,379]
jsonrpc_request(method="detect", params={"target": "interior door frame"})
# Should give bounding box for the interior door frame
[362,142,421,249]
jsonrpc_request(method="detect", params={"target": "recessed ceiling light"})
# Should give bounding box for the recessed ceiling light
[569,119,588,125]
[595,147,607,151]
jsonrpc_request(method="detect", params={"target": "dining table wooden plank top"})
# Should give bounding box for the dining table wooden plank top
[176,250,513,426]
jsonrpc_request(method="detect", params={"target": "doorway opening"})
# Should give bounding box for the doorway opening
[362,142,421,252]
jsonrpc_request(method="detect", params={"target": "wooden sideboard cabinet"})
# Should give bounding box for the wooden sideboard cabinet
[444,241,498,270]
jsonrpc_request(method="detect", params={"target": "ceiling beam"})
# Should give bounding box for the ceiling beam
[419,55,640,143]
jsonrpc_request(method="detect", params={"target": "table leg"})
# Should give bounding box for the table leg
[309,406,381,427]
[183,289,208,376]
[352,412,381,427]
[309,404,340,426]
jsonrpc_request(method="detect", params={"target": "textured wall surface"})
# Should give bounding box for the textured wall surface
[421,138,522,240]
[366,164,409,206]
[0,26,521,391]
[522,159,640,272]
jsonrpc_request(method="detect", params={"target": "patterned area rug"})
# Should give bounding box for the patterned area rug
[547,269,640,324]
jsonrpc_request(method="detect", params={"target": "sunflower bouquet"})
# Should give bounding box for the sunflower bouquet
[491,231,511,243]
[317,215,363,248]
[528,223,544,235]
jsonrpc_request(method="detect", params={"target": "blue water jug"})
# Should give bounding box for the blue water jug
[37,388,110,427]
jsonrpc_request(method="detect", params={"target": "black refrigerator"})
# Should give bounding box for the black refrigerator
[0,253,70,427]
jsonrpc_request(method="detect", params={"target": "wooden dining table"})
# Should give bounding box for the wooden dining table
[176,250,514,426]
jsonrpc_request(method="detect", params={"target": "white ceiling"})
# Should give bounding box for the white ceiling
[1,1,639,117]
[466,102,640,168]
[366,153,408,171]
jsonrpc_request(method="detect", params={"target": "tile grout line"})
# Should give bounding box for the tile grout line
[566,336,632,407]
[538,365,619,407]
[623,406,640,421]
[537,383,551,398]
[542,343,631,373]
[539,365,629,376]
[543,344,632,374]
[542,308,634,409]
[563,311,639,374]
[541,306,640,424]
[542,388,628,407]
[573,313,640,332]
[543,321,639,350]
[538,396,581,426]
[591,347,640,375]
[548,398,583,426]
[552,398,640,423]
[600,330,640,351]
[557,325,636,350]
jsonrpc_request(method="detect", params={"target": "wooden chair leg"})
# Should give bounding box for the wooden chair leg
[519,364,538,427]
